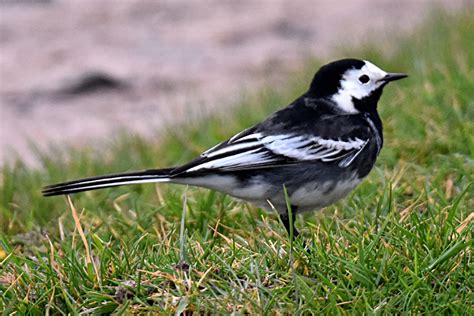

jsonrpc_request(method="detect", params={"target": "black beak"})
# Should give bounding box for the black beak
[380,73,408,82]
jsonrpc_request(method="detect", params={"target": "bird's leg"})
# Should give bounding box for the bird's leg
[280,205,299,239]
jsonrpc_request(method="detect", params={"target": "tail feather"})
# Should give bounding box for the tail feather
[42,168,174,196]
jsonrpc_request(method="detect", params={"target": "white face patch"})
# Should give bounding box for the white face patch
[331,60,388,113]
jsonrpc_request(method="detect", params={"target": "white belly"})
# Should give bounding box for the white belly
[173,173,362,213]
[289,177,362,211]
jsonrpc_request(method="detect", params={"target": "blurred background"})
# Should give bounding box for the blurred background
[0,0,467,166]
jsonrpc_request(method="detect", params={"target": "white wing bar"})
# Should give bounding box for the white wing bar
[190,133,368,172]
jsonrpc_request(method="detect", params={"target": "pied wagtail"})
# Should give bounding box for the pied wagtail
[43,59,407,237]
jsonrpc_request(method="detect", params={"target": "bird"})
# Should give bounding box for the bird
[42,58,407,238]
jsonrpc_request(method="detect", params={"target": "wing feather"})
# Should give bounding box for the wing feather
[183,131,368,173]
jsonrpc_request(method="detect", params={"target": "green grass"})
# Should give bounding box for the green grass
[1,9,473,314]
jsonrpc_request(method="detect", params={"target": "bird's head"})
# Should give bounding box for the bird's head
[309,59,407,113]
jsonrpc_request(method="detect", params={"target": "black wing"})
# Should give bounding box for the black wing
[171,112,373,174]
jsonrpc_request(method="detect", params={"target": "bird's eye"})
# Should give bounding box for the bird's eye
[358,74,370,84]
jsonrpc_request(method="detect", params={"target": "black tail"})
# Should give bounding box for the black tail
[42,168,174,196]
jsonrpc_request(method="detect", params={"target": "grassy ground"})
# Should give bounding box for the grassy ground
[1,9,473,314]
